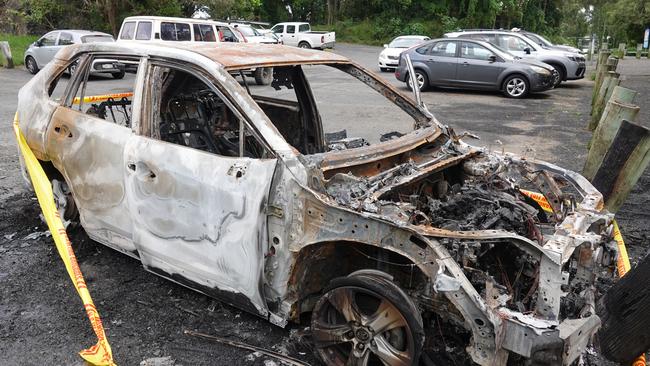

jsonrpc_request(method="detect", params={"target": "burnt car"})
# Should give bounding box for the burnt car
[16,42,618,365]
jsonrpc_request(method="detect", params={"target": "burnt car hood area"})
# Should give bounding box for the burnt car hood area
[302,123,615,365]
[14,42,620,366]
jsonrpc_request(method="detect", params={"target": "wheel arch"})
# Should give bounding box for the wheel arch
[543,60,567,80]
[286,240,431,319]
[500,72,529,91]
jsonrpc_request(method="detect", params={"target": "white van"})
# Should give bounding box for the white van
[117,16,272,84]
[118,16,244,43]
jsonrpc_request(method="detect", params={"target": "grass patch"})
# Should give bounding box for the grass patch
[0,34,39,66]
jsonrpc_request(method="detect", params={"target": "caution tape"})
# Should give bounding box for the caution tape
[520,188,646,365]
[519,189,554,213]
[72,92,133,105]
[12,113,115,366]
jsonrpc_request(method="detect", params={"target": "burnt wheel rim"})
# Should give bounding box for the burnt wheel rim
[312,286,415,366]
[506,77,526,97]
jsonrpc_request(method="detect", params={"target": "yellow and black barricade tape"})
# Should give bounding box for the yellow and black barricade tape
[72,92,133,105]
[520,188,645,366]
[12,112,115,365]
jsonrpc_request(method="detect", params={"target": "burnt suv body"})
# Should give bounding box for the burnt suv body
[17,42,617,365]
[394,38,556,98]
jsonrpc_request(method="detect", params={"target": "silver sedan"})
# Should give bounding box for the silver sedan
[24,30,124,78]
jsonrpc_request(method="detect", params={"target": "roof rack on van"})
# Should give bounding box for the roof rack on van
[220,19,271,27]
[457,28,509,32]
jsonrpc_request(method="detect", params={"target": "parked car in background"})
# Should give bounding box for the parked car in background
[230,22,279,44]
[511,28,583,54]
[24,30,123,78]
[378,35,430,71]
[268,22,335,49]
[117,16,272,85]
[395,38,556,98]
[445,30,585,87]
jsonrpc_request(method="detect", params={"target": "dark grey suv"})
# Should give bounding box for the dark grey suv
[395,38,556,98]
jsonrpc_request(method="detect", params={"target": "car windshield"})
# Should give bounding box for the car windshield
[236,63,428,154]
[535,34,554,47]
[489,44,517,60]
[81,35,114,43]
[389,38,425,48]
[236,25,260,37]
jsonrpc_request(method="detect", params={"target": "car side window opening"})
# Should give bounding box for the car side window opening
[136,21,152,40]
[48,58,81,102]
[149,65,268,158]
[58,32,74,46]
[468,33,497,44]
[161,22,191,41]
[428,41,457,57]
[298,24,309,32]
[42,32,58,46]
[498,35,531,52]
[271,24,283,33]
[217,26,237,42]
[286,25,296,34]
[193,24,216,42]
[120,22,136,40]
[69,56,141,128]
[460,42,495,61]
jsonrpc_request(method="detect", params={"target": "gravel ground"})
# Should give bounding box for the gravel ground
[0,44,648,365]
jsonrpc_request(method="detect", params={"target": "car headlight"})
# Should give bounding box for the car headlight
[564,53,581,62]
[379,52,387,59]
[530,65,551,75]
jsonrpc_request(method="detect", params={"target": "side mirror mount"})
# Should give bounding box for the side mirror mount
[524,47,531,55]
[488,55,497,62]
[34,40,42,47]
[383,44,388,48]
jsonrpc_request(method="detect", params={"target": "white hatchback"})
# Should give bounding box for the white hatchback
[378,35,430,71]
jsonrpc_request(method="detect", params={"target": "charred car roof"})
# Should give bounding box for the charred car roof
[55,42,350,70]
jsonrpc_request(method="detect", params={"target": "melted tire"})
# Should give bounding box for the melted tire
[311,272,424,366]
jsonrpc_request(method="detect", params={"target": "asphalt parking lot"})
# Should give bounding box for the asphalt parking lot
[0,43,648,365]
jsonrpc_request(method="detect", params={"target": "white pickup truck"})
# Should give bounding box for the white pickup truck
[268,22,335,49]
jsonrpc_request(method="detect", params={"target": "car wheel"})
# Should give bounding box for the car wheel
[254,67,273,85]
[311,272,424,366]
[25,56,39,74]
[52,179,78,227]
[550,64,565,87]
[406,70,428,92]
[68,61,78,76]
[112,71,125,79]
[503,75,529,98]
[298,42,311,49]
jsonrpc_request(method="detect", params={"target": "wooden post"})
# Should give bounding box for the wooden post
[590,119,650,212]
[589,85,638,132]
[589,71,620,129]
[597,253,650,363]
[0,41,14,69]
[618,42,626,59]
[592,53,615,105]
[584,100,641,179]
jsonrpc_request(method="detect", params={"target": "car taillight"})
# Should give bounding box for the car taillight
[321,35,324,43]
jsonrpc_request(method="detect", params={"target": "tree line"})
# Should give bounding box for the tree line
[0,0,647,45]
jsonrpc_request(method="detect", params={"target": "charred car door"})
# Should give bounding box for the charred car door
[123,62,277,316]
[44,55,144,256]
